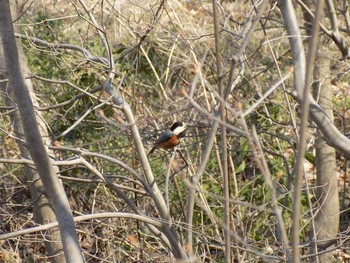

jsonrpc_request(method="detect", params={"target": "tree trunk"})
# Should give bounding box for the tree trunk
[0,6,65,263]
[301,1,340,260]
[0,1,83,262]
[0,4,65,263]
[312,49,339,262]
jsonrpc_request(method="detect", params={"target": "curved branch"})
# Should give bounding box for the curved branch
[15,33,109,65]
[0,212,163,240]
[102,79,187,259]
[296,0,350,59]
[0,2,84,262]
[279,1,350,160]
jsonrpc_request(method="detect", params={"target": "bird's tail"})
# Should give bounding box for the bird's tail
[147,146,157,156]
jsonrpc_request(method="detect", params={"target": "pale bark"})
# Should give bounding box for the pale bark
[312,43,339,263]
[302,2,340,261]
[0,1,83,262]
[279,1,340,261]
[0,4,65,262]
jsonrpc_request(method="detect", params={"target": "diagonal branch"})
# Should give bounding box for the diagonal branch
[0,1,84,262]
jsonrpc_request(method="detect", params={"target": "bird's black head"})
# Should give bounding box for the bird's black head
[170,121,187,135]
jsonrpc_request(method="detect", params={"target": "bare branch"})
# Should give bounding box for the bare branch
[0,1,84,262]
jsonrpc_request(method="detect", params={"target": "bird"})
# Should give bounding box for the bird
[148,121,187,155]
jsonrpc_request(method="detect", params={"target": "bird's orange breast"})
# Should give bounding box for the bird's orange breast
[158,135,180,150]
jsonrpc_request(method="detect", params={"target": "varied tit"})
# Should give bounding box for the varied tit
[148,121,187,155]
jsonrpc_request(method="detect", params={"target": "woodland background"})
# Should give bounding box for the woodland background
[1,0,350,262]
